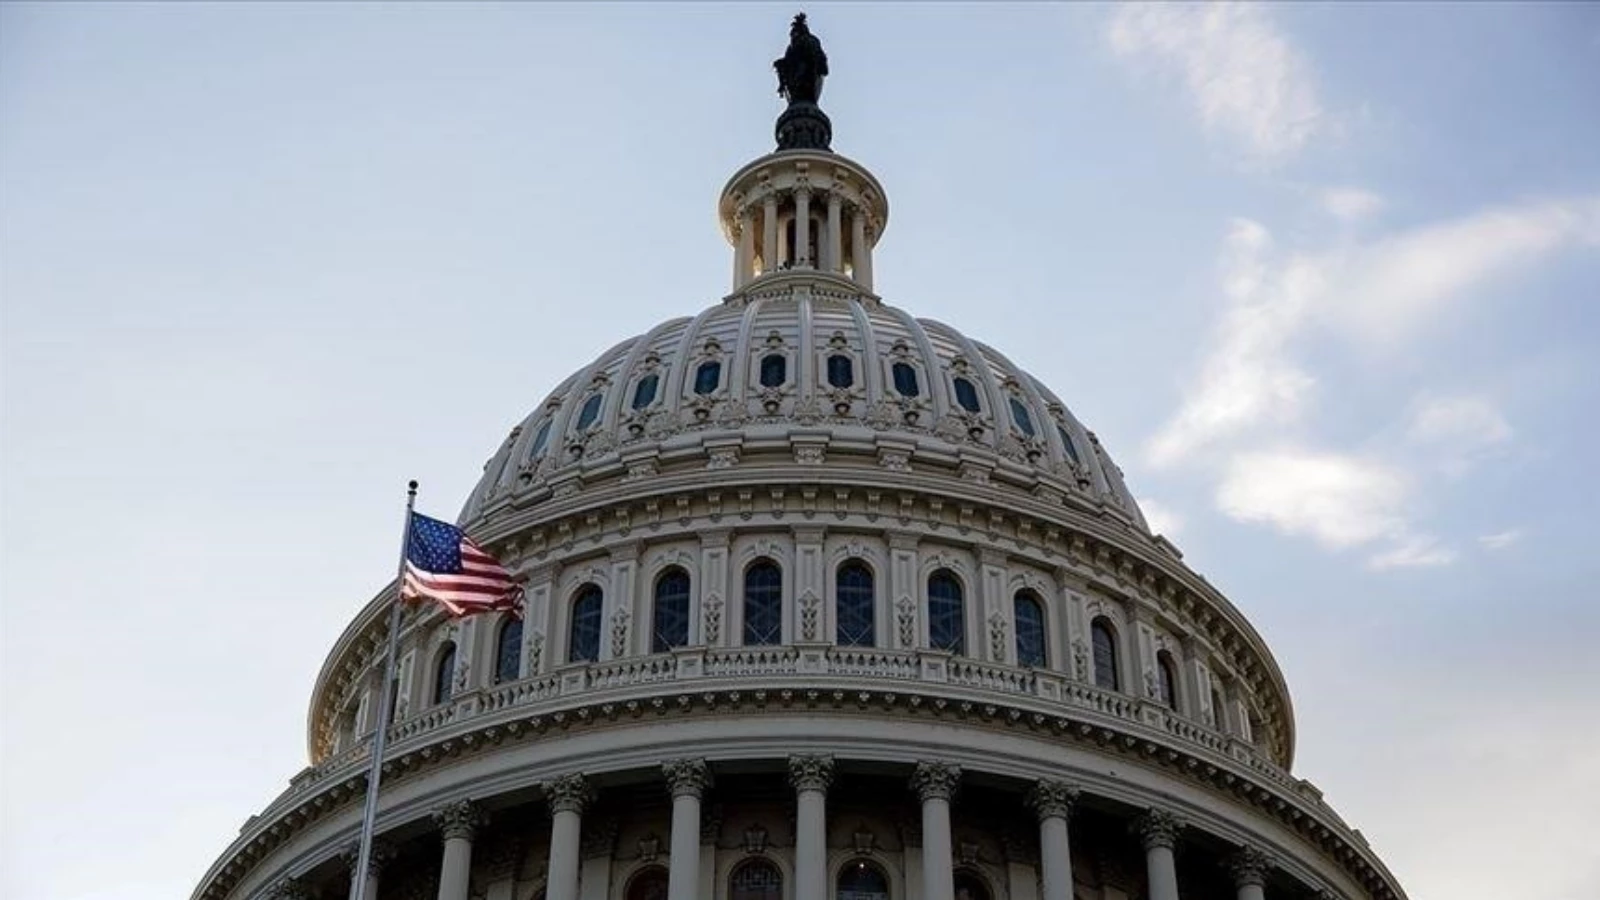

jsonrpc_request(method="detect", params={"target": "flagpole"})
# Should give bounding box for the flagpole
[350,479,417,900]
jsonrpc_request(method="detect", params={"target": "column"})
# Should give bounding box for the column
[849,208,868,287]
[433,800,486,900]
[1026,781,1078,900]
[762,193,780,274]
[1229,846,1272,900]
[794,187,812,267]
[825,193,843,272]
[342,839,394,900]
[736,209,756,288]
[545,774,594,900]
[662,759,712,900]
[1135,808,1182,900]
[911,761,961,900]
[790,755,835,900]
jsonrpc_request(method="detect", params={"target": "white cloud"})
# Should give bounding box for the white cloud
[1138,497,1184,538]
[1215,449,1409,548]
[1407,394,1512,447]
[1106,3,1324,162]
[1478,529,1524,551]
[1320,186,1384,222]
[1368,535,1458,570]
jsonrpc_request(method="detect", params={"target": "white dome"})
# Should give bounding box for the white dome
[462,277,1146,532]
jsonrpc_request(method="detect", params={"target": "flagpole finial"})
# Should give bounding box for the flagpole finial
[408,479,419,494]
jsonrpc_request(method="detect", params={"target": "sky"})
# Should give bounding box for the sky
[2,4,1598,899]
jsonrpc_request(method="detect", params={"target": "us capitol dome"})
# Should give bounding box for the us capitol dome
[195,17,1408,900]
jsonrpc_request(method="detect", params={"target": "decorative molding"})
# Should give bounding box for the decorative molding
[909,760,961,803]
[1026,779,1080,822]
[340,839,395,878]
[433,799,486,842]
[662,757,712,799]
[1134,808,1184,852]
[787,754,835,793]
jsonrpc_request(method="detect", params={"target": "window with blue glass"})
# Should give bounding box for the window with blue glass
[575,393,603,430]
[529,419,552,460]
[1009,397,1036,437]
[632,374,659,410]
[568,585,603,663]
[759,354,787,388]
[891,362,920,397]
[953,377,981,413]
[495,618,522,684]
[827,354,854,388]
[652,568,691,652]
[743,560,783,645]
[1091,618,1119,691]
[835,561,875,647]
[433,642,457,705]
[1055,424,1081,466]
[694,360,721,395]
[1013,591,1046,668]
[927,570,964,654]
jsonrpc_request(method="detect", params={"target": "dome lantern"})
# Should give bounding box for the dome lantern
[719,15,887,296]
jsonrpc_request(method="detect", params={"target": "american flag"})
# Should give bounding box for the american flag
[401,512,522,617]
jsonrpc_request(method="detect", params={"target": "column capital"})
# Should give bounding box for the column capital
[1228,845,1274,888]
[340,839,396,877]
[546,773,595,815]
[434,799,487,842]
[909,760,962,803]
[1134,808,1184,851]
[788,754,836,793]
[1025,780,1080,822]
[662,757,712,799]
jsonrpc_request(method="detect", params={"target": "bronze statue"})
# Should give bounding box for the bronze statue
[774,13,828,106]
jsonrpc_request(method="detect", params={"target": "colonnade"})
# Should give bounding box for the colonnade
[338,763,1292,900]
[733,188,874,290]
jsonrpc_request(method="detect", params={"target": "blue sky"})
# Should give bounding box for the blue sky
[2,4,1597,899]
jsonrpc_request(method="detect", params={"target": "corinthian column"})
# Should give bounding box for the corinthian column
[433,800,486,900]
[544,774,594,900]
[1229,846,1273,900]
[1135,808,1183,900]
[911,761,961,900]
[662,759,711,900]
[789,755,835,900]
[1026,781,1079,900]
[794,187,812,267]
[342,839,394,900]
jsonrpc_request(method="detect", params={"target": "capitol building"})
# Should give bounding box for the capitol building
[194,18,1408,900]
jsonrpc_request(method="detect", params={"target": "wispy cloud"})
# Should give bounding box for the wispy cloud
[1137,497,1185,538]
[1320,186,1385,222]
[1368,536,1458,571]
[1478,529,1525,551]
[1106,3,1324,163]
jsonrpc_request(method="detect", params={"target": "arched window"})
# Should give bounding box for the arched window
[1248,710,1264,746]
[625,866,669,900]
[652,568,691,652]
[743,560,783,645]
[495,617,523,684]
[575,393,603,431]
[954,871,992,900]
[952,376,981,412]
[1211,687,1227,731]
[927,569,964,654]
[433,641,456,705]
[892,362,920,397]
[528,419,553,461]
[1013,591,1046,668]
[694,360,722,395]
[837,859,890,900]
[631,374,659,410]
[568,585,603,663]
[827,354,854,388]
[1157,650,1180,711]
[759,353,787,388]
[1091,618,1119,691]
[730,859,783,900]
[1055,423,1081,466]
[836,561,875,647]
[1009,397,1036,437]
